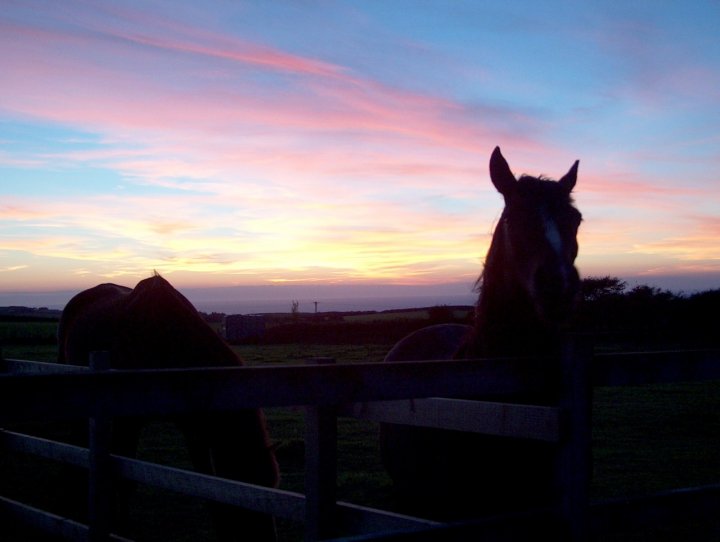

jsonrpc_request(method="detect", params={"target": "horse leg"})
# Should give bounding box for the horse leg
[179,412,278,542]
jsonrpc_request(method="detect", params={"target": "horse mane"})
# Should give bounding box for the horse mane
[516,174,577,204]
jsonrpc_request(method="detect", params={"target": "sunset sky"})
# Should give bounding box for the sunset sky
[2,1,720,306]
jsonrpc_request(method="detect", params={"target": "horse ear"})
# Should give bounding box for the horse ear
[559,160,579,193]
[489,146,516,196]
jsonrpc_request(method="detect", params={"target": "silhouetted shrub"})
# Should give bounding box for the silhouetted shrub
[577,277,719,348]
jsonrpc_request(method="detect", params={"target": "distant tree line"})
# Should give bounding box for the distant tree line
[239,276,720,348]
[576,276,720,348]
[2,276,718,350]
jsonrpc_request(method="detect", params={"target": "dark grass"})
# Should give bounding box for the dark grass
[593,382,720,499]
[0,320,58,345]
[2,333,720,540]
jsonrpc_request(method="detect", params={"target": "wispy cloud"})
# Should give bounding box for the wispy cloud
[0,265,28,273]
[1,1,719,294]
[0,2,535,153]
[632,216,720,263]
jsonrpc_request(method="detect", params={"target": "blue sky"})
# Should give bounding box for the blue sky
[1,1,719,304]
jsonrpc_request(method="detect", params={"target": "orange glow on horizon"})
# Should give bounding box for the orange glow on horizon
[2,2,720,298]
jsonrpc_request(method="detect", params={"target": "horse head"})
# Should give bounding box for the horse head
[488,147,582,325]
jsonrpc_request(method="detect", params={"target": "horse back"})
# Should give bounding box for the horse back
[59,275,241,370]
[384,323,472,362]
[116,275,240,369]
[58,283,132,365]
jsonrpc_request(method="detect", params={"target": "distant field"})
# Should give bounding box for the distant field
[343,308,471,323]
[343,309,430,322]
[2,321,719,540]
[234,343,390,365]
[0,319,57,345]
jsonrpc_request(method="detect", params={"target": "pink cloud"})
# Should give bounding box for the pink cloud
[62,1,348,78]
[575,169,713,218]
[10,3,718,291]
[0,4,535,160]
[112,24,346,79]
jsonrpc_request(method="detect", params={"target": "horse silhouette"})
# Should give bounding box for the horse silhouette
[381,147,582,520]
[58,273,280,541]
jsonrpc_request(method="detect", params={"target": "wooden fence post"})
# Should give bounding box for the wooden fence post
[88,350,113,542]
[305,358,338,541]
[556,336,593,541]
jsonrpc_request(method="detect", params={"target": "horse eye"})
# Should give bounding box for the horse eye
[559,210,582,229]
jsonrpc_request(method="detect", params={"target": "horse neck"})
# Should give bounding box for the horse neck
[466,227,561,358]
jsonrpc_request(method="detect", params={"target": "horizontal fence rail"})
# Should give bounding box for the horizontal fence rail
[0,427,437,538]
[0,495,133,542]
[593,349,720,386]
[1,357,90,374]
[3,349,719,423]
[340,398,562,442]
[0,356,564,422]
[1,347,719,541]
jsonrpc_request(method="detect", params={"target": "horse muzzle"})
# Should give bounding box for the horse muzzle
[532,262,580,324]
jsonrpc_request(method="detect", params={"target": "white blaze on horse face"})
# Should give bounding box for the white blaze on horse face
[542,212,573,289]
[544,215,563,257]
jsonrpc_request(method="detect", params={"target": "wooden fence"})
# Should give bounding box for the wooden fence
[1,342,719,541]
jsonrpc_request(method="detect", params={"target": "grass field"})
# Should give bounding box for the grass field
[1,321,720,540]
[342,308,472,325]
[0,320,57,345]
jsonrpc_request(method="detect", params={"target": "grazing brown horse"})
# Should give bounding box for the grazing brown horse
[58,273,280,541]
[381,147,582,520]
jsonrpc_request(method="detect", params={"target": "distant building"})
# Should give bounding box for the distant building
[224,314,266,343]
